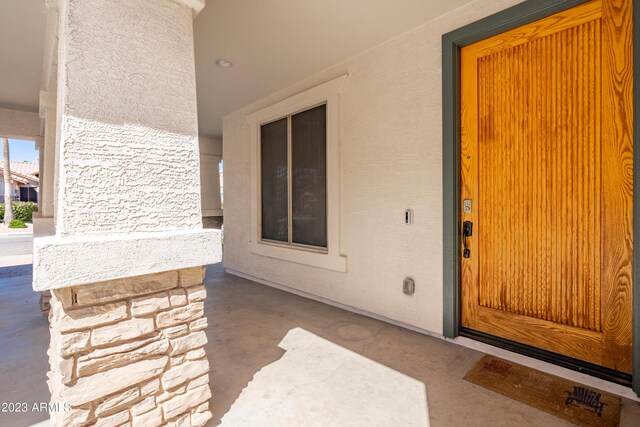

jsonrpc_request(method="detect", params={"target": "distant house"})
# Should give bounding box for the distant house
[0,161,39,203]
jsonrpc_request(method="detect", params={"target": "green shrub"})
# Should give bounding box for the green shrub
[13,202,38,222]
[0,202,38,222]
[8,219,27,229]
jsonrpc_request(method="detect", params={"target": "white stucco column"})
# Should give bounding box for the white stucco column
[35,1,218,426]
[34,135,44,204]
[33,0,219,290]
[199,137,223,228]
[33,91,56,235]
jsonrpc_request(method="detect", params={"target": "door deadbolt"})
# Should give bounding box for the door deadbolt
[463,199,472,214]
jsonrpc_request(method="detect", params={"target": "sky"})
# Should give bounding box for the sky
[0,139,39,163]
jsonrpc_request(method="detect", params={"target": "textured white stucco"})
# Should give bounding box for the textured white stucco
[33,0,220,291]
[33,229,221,291]
[0,107,40,139]
[59,118,203,234]
[56,0,202,236]
[223,0,522,335]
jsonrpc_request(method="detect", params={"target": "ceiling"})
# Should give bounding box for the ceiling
[0,0,47,112]
[194,0,475,138]
[0,0,475,137]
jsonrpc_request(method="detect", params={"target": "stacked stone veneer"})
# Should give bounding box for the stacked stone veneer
[47,266,212,427]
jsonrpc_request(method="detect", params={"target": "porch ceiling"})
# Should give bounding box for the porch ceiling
[0,0,477,137]
[194,0,476,138]
[0,0,47,113]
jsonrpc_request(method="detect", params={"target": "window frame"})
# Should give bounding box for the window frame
[260,103,328,251]
[247,75,347,272]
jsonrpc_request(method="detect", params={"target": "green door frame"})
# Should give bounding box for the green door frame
[441,0,640,396]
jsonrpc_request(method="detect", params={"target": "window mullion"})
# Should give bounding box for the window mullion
[287,115,293,245]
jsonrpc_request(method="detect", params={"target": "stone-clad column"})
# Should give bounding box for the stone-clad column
[35,0,219,425]
[48,267,212,426]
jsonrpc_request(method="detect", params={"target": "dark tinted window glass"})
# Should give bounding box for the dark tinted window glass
[261,118,288,242]
[291,104,327,247]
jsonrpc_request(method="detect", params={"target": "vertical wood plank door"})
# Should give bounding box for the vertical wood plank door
[460,0,633,373]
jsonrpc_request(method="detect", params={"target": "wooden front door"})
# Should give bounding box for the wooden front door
[460,0,633,373]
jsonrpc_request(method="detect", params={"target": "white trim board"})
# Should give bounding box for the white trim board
[225,268,640,402]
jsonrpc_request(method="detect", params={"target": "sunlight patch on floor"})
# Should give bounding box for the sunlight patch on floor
[219,327,430,427]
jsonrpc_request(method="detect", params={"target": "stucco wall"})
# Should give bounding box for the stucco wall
[0,174,19,198]
[223,0,521,335]
[199,137,222,216]
[56,0,202,236]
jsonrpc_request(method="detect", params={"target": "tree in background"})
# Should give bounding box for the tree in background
[2,138,14,223]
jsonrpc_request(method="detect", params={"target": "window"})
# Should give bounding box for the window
[248,75,347,272]
[260,104,327,249]
[20,186,38,203]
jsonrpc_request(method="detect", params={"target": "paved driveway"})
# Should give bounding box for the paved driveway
[0,234,33,256]
[0,234,33,272]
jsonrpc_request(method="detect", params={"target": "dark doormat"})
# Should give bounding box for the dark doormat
[464,355,621,426]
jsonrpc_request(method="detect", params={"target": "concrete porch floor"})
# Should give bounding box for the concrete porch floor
[2,263,640,426]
